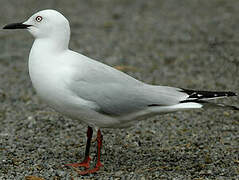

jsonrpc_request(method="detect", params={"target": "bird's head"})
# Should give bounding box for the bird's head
[3,9,70,42]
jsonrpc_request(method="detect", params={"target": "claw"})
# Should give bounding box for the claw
[66,127,104,175]
[65,156,91,168]
[74,162,103,175]
[77,167,100,175]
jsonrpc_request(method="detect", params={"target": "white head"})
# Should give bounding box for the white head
[3,9,71,49]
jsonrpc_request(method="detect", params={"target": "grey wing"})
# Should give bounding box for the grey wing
[71,81,146,115]
[69,56,188,116]
[71,81,188,116]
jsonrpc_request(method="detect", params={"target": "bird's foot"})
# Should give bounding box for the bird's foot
[65,156,91,169]
[74,161,103,175]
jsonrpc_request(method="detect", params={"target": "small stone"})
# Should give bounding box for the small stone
[140,176,146,180]
[115,171,123,177]
[223,112,230,116]
[56,170,66,177]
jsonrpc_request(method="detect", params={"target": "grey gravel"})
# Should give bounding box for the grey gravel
[0,0,239,179]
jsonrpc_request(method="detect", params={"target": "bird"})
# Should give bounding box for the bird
[3,9,238,175]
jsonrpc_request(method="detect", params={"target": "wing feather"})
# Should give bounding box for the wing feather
[68,53,187,116]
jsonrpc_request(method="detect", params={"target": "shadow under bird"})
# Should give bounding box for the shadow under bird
[3,9,238,175]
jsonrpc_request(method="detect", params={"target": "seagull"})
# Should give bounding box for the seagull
[3,9,238,175]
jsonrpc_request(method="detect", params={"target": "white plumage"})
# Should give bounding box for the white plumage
[3,9,237,128]
[3,9,238,175]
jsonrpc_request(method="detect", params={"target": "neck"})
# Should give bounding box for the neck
[32,36,69,53]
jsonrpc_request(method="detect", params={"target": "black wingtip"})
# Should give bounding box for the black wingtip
[232,92,238,96]
[232,106,239,111]
[225,91,237,97]
[180,89,237,100]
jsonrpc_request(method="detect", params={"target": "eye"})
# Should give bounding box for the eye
[35,16,43,22]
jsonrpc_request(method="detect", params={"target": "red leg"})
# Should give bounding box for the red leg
[77,129,104,175]
[65,126,93,168]
[96,129,103,168]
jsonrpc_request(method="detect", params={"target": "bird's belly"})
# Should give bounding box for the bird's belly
[32,77,89,119]
[32,75,68,109]
[31,77,142,128]
[29,67,115,126]
[29,60,73,110]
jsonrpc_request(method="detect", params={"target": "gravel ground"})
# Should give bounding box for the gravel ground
[0,0,239,179]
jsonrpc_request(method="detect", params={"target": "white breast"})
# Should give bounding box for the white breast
[29,48,70,107]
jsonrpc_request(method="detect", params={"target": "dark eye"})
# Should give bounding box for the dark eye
[35,16,43,22]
